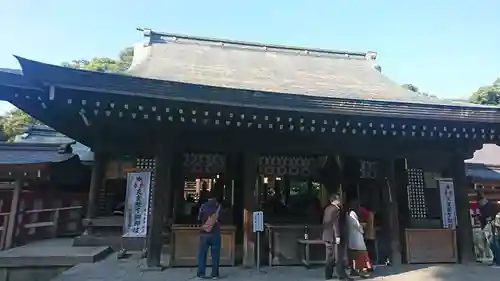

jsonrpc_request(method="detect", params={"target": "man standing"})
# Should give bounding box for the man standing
[477,192,500,268]
[322,193,351,280]
[197,191,221,279]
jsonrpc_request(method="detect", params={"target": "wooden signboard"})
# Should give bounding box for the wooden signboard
[405,228,458,263]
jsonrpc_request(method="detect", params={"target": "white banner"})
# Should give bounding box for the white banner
[438,178,457,229]
[123,171,151,237]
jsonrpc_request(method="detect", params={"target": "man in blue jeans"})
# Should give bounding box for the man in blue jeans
[197,192,221,279]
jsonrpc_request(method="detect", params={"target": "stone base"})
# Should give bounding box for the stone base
[0,240,112,267]
[73,235,146,251]
[0,266,69,281]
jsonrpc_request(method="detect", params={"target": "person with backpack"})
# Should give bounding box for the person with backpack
[196,191,221,279]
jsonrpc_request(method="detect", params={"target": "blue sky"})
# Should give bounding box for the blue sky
[0,0,499,114]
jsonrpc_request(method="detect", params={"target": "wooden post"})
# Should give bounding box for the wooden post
[451,154,475,263]
[84,151,105,234]
[242,152,258,268]
[5,180,22,249]
[171,153,185,223]
[51,209,60,237]
[0,214,8,250]
[381,158,402,265]
[147,146,173,268]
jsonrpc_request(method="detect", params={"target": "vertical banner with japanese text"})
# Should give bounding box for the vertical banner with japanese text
[123,171,151,237]
[437,178,457,229]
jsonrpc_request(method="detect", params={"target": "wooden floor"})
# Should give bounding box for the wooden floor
[0,238,112,267]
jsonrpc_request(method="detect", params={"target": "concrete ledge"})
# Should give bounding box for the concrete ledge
[0,245,112,267]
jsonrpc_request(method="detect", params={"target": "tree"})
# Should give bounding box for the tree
[402,83,419,93]
[61,47,134,73]
[469,78,500,105]
[402,84,435,98]
[0,108,40,141]
[0,47,136,141]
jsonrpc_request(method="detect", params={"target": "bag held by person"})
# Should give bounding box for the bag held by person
[201,205,221,233]
[494,212,500,228]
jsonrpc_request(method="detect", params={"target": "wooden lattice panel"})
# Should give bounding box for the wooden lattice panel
[135,158,156,215]
[97,184,107,215]
[407,168,428,219]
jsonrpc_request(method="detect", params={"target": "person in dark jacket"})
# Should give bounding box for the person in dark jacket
[196,191,221,279]
[322,193,352,280]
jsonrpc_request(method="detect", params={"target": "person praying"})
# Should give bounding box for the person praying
[346,200,372,278]
[322,193,351,280]
[196,191,221,279]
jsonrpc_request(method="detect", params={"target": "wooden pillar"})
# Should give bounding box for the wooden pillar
[171,152,185,223]
[451,153,475,263]
[242,152,258,267]
[381,158,402,265]
[147,146,173,268]
[84,150,105,234]
[5,180,22,249]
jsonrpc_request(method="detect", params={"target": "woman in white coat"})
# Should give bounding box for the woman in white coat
[346,201,372,277]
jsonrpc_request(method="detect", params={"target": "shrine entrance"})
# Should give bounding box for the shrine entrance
[170,152,239,266]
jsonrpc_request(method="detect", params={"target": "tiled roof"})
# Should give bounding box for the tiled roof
[128,30,446,105]
[8,30,500,123]
[0,143,77,165]
[466,144,500,181]
[466,166,500,181]
[13,125,93,162]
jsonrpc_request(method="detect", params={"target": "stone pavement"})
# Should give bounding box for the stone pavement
[51,253,500,281]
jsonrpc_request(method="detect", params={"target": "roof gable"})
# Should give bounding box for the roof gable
[127,29,446,105]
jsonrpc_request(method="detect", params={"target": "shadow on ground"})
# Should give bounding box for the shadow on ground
[50,254,499,281]
[370,264,498,281]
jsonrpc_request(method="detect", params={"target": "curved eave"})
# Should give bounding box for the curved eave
[0,69,43,91]
[15,56,500,123]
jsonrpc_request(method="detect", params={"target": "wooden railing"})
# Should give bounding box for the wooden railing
[0,212,9,250]
[14,206,83,247]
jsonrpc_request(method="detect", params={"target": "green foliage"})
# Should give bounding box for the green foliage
[61,47,134,73]
[468,78,500,105]
[402,84,436,98]
[402,83,419,93]
[0,108,40,141]
[0,48,135,141]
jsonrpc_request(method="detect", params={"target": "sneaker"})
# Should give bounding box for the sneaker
[211,276,219,280]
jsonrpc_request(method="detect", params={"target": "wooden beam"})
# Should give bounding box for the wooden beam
[242,152,258,268]
[380,158,402,265]
[5,180,22,249]
[84,150,105,234]
[452,154,476,263]
[146,145,173,268]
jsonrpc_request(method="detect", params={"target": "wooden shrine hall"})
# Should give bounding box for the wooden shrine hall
[0,142,87,250]
[1,29,500,268]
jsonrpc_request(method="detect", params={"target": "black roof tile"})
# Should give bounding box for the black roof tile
[0,143,77,165]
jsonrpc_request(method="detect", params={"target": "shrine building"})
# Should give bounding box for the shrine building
[1,29,500,268]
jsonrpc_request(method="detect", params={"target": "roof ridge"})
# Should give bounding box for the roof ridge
[137,28,374,59]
